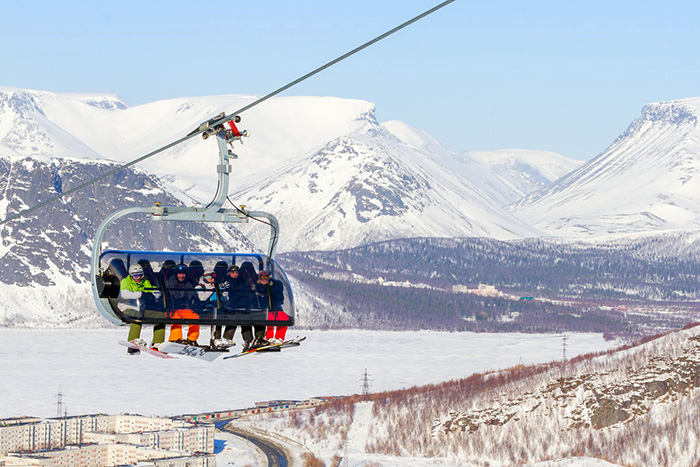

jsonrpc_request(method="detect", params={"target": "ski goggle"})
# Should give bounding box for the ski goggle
[131,273,144,279]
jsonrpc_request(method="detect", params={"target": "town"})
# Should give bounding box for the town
[0,398,330,467]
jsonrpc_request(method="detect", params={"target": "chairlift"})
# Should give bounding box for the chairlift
[90,116,294,328]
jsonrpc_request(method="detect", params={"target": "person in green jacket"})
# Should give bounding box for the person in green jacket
[120,263,165,355]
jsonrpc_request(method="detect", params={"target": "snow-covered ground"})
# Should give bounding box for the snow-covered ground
[0,329,620,466]
[214,429,264,467]
[240,402,626,467]
[0,329,616,418]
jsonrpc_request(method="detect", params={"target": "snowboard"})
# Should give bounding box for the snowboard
[119,340,177,359]
[157,341,230,362]
[222,336,305,360]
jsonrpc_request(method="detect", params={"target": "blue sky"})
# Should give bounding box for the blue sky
[2,0,700,160]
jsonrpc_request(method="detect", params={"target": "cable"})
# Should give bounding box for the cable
[238,199,278,253]
[0,0,456,227]
[0,133,195,226]
[213,0,457,126]
[227,196,279,255]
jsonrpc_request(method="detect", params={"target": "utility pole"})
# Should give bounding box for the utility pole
[360,369,372,396]
[560,334,569,387]
[56,387,64,418]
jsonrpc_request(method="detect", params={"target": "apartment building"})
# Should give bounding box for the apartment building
[0,415,215,467]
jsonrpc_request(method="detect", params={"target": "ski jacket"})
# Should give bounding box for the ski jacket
[256,279,284,310]
[165,275,195,308]
[221,276,254,309]
[195,278,215,302]
[119,276,154,300]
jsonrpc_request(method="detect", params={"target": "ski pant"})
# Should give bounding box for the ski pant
[265,310,289,340]
[212,325,237,341]
[241,325,265,343]
[167,308,200,341]
[128,323,165,345]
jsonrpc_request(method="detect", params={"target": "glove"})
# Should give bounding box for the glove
[152,290,162,300]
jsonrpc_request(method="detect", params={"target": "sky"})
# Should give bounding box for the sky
[2,1,700,160]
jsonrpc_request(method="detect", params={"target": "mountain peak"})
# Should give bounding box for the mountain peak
[510,96,700,237]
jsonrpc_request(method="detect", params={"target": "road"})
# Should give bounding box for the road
[218,421,289,467]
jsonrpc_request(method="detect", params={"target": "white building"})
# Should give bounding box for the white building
[0,415,215,467]
[452,283,501,297]
[2,446,215,467]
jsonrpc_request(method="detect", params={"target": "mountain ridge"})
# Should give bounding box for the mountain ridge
[510,97,700,236]
[1,87,578,251]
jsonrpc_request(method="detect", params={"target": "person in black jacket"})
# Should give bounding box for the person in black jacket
[210,265,247,349]
[165,264,200,345]
[238,262,268,350]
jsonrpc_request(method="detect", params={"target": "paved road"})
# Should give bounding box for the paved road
[219,421,288,467]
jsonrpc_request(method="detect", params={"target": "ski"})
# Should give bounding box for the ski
[118,340,177,359]
[278,336,306,348]
[222,336,305,360]
[157,342,229,362]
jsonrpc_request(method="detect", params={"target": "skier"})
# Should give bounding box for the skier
[239,261,268,350]
[258,270,288,343]
[119,264,164,355]
[165,264,200,346]
[210,264,246,349]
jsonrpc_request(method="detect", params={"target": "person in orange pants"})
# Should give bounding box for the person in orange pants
[165,264,200,345]
[168,308,200,343]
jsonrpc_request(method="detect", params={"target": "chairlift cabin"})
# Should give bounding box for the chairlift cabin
[90,116,295,328]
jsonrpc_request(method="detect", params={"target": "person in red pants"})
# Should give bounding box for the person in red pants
[256,270,288,343]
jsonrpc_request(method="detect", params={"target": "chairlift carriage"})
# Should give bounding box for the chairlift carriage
[89,115,295,331]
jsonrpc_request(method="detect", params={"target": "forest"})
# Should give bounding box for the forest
[280,234,700,336]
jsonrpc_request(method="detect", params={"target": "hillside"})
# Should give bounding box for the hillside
[235,324,700,466]
[281,233,700,336]
[0,154,252,327]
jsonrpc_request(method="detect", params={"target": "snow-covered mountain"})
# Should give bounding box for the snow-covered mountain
[0,87,579,326]
[383,120,582,206]
[0,87,577,252]
[510,97,700,236]
[232,120,551,252]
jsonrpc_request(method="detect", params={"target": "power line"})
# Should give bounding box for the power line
[0,0,456,227]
